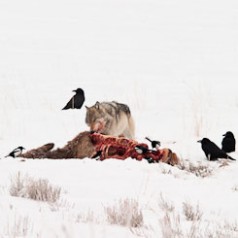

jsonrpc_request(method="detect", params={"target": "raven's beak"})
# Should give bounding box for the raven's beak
[222,134,226,136]
[197,140,202,143]
[72,90,76,92]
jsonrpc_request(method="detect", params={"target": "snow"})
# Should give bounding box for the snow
[0,0,238,237]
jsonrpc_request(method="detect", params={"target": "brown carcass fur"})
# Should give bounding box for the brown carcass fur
[20,131,96,159]
[19,131,179,165]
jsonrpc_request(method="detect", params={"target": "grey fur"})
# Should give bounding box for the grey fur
[85,101,135,138]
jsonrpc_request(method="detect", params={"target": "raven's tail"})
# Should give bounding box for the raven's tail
[228,155,236,161]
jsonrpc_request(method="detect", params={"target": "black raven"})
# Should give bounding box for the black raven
[62,88,85,110]
[197,138,235,161]
[221,131,236,153]
[5,146,25,158]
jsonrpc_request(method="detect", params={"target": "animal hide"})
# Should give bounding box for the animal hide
[19,131,179,165]
[20,131,96,159]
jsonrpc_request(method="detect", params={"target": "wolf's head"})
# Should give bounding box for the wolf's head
[85,102,103,123]
[85,102,107,132]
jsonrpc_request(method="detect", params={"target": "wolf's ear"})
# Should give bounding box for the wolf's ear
[85,106,89,110]
[95,101,100,110]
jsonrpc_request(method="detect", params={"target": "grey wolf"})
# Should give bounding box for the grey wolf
[85,101,135,139]
[197,138,235,161]
[222,131,236,153]
[5,146,25,158]
[62,88,85,110]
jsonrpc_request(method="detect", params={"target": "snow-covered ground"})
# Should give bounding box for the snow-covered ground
[0,0,238,237]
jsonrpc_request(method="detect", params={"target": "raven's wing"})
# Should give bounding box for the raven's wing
[74,94,85,109]
[210,141,234,159]
[221,137,229,150]
[222,137,235,152]
[202,141,223,160]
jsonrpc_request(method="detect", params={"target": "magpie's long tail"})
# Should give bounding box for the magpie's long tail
[145,137,152,142]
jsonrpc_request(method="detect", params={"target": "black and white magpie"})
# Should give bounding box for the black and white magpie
[145,137,161,150]
[135,145,149,154]
[5,146,25,158]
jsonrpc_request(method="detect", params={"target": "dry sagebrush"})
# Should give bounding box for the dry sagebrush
[182,202,203,221]
[178,160,213,178]
[9,172,61,203]
[104,198,144,228]
[159,194,238,238]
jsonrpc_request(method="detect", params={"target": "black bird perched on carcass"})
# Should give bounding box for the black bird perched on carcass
[135,145,155,163]
[221,131,236,153]
[197,138,235,161]
[145,137,161,150]
[135,145,150,154]
[62,88,85,110]
[5,146,25,158]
